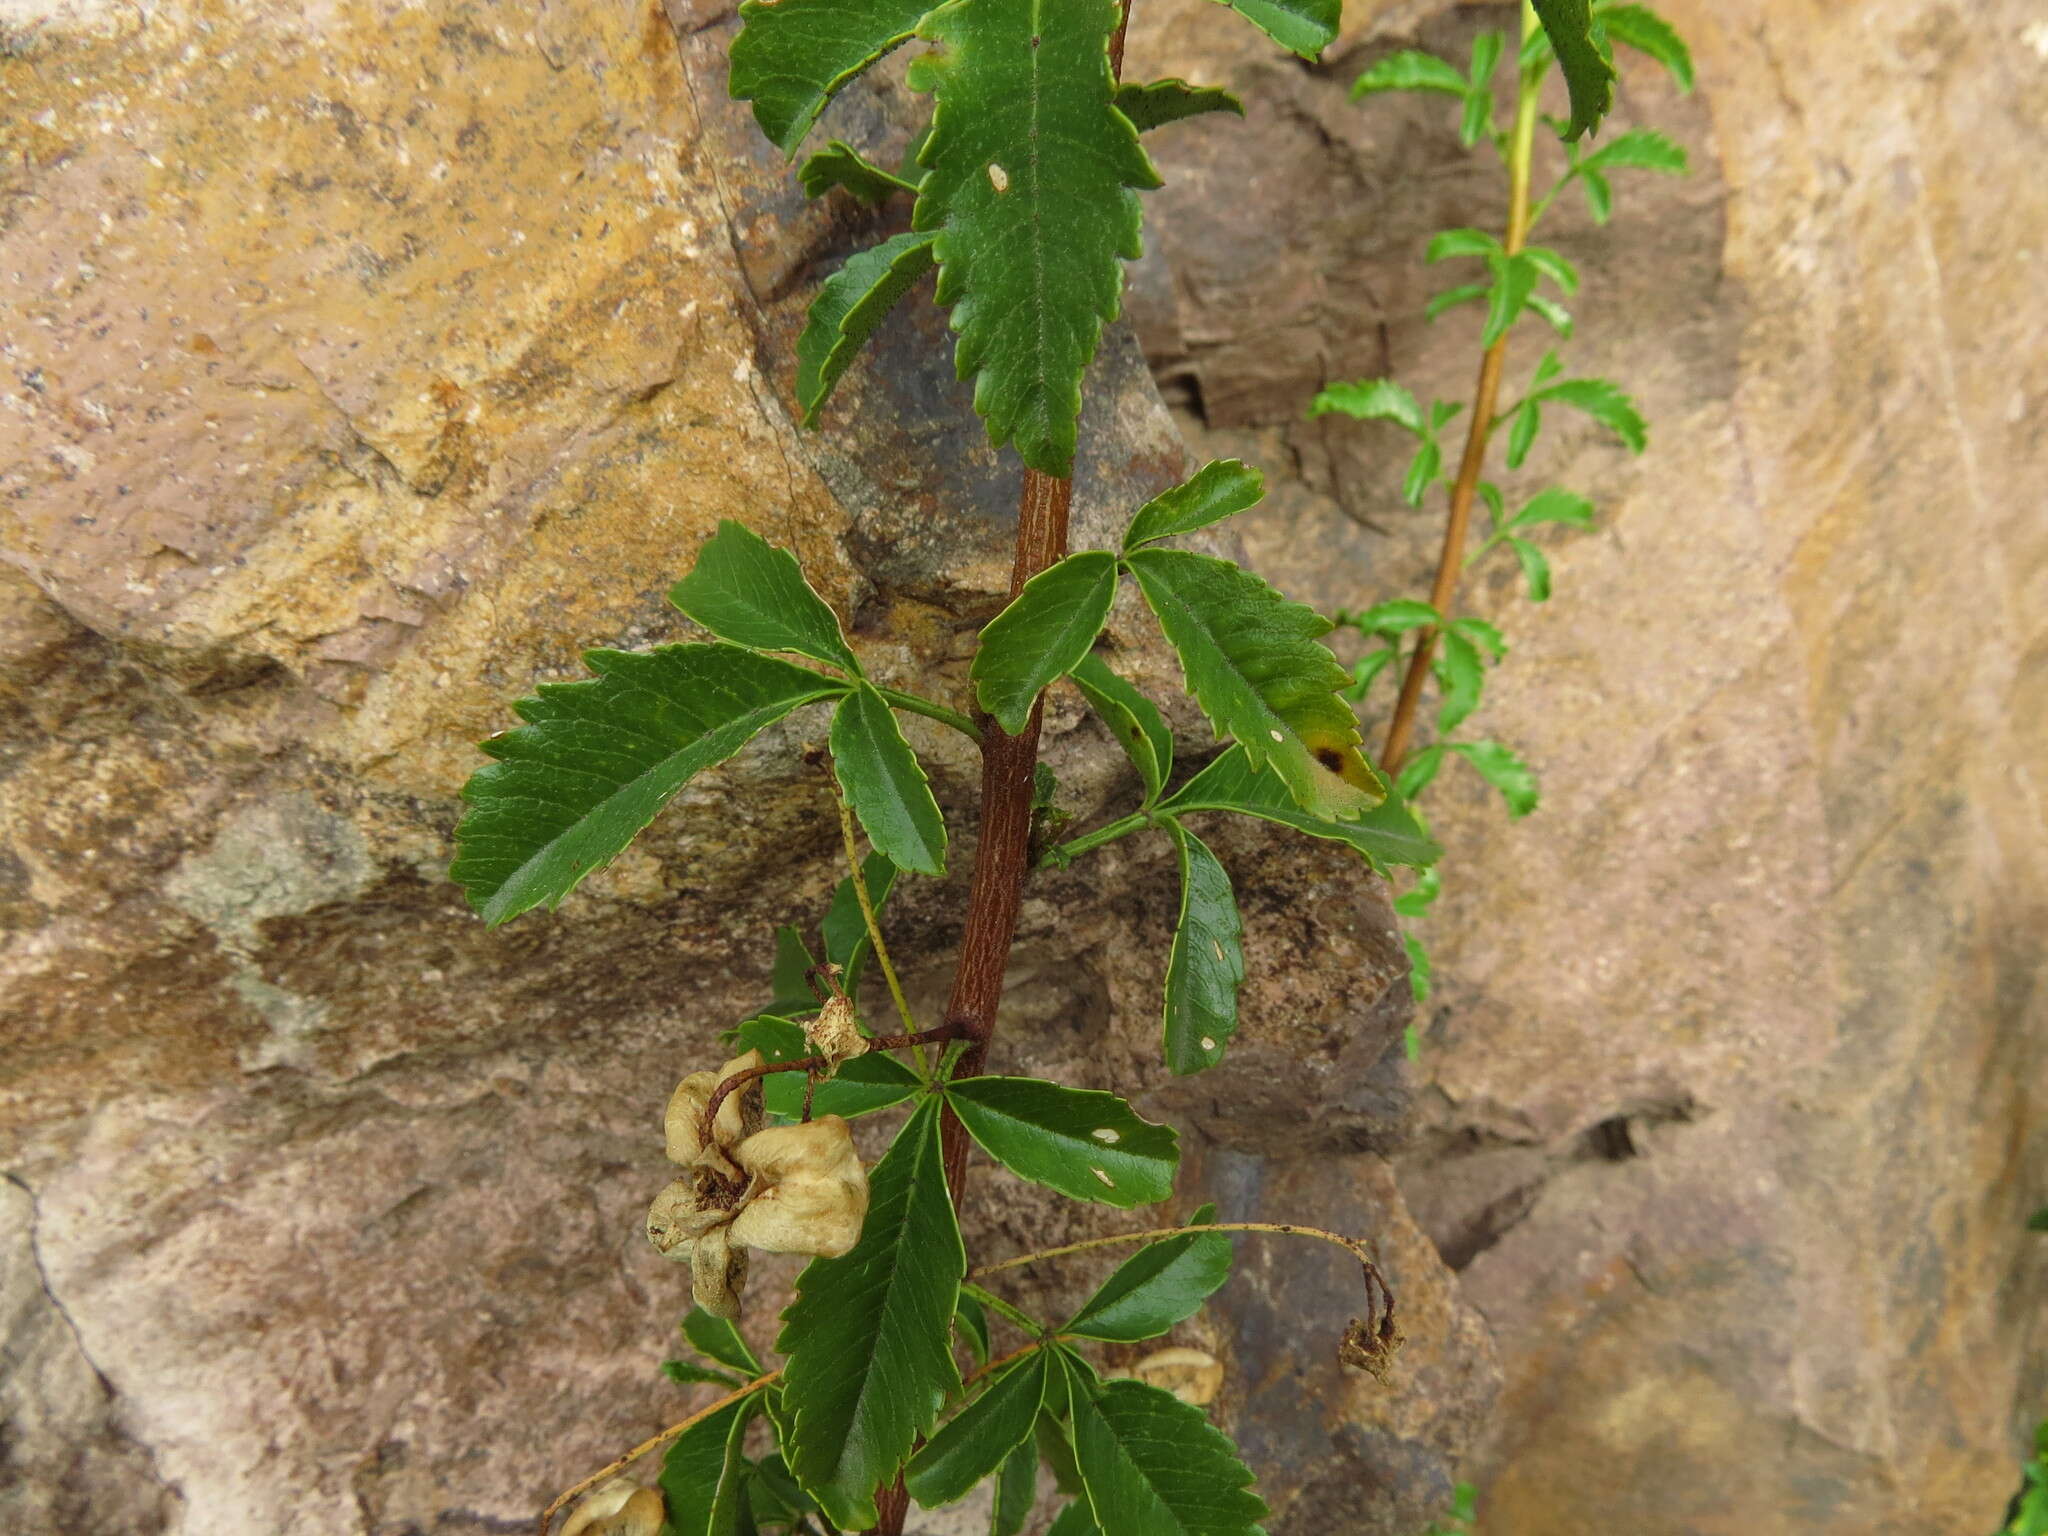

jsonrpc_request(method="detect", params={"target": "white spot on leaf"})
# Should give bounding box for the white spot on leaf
[1091,1127,1121,1144]
[987,162,1010,192]
[1268,729,1284,742]
[1199,1036,1216,1052]
[1091,1167,1115,1188]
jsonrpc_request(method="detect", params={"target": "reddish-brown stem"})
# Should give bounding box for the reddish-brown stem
[1379,344,1510,773]
[1380,34,1542,775]
[869,9,1121,1530]
[937,467,1072,1201]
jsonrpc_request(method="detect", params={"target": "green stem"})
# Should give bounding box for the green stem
[875,686,981,741]
[961,1281,1045,1336]
[1040,810,1152,866]
[833,787,923,1068]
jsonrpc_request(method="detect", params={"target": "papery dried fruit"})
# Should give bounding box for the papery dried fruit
[560,1478,665,1536]
[648,1052,868,1317]
[1128,1345,1225,1406]
[730,1116,868,1256]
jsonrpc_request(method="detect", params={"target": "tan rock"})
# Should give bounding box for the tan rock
[1125,0,2048,1530]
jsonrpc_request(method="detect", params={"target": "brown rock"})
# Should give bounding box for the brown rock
[1124,0,2048,1530]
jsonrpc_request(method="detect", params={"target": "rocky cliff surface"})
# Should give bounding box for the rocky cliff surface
[1,1,2042,1534]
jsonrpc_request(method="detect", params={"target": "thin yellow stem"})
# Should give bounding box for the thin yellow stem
[970,1220,1382,1279]
[535,1371,779,1536]
[833,788,924,1071]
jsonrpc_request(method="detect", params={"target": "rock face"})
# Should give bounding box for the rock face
[0,4,1479,1535]
[1122,0,2048,1531]
[4,2,2042,1535]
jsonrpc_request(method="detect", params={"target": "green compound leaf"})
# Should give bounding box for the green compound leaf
[1069,653,1174,805]
[800,139,921,203]
[1510,487,1596,530]
[1599,3,1694,90]
[1048,1503,1104,1536]
[971,550,1120,735]
[1344,598,1441,635]
[670,519,861,673]
[1395,742,1446,800]
[1427,227,1502,263]
[1506,399,1541,470]
[1459,31,1504,147]
[685,1306,764,1375]
[778,1097,965,1530]
[1159,823,1244,1075]
[729,0,936,156]
[1219,0,1339,60]
[1123,546,1384,821]
[906,1350,1050,1508]
[1346,646,1398,700]
[1526,293,1575,338]
[1308,378,1423,435]
[1451,739,1540,817]
[1115,78,1245,133]
[832,684,948,877]
[1532,374,1648,452]
[1482,252,1538,348]
[1579,125,1688,175]
[1405,928,1434,1009]
[1521,245,1581,295]
[1449,615,1508,660]
[909,0,1161,478]
[954,1291,992,1366]
[1393,865,1442,918]
[453,645,844,926]
[1531,0,1616,141]
[1427,282,1489,322]
[947,1076,1179,1208]
[795,230,939,428]
[992,1438,1040,1536]
[1404,435,1446,508]
[1434,627,1486,733]
[1063,1360,1268,1536]
[1123,460,1266,550]
[1581,165,1614,222]
[770,923,820,1014]
[1161,744,1442,871]
[1351,48,1467,100]
[659,1390,756,1536]
[1511,533,1551,598]
[1065,1204,1230,1342]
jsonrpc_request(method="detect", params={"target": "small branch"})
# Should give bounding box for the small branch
[874,686,981,741]
[1381,1,1545,776]
[966,1336,1056,1385]
[702,1027,959,1140]
[833,787,922,1053]
[971,1219,1382,1280]
[535,1372,780,1536]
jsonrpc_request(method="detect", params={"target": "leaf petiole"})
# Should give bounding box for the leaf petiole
[1040,809,1155,866]
[960,1281,1046,1338]
[872,686,981,741]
